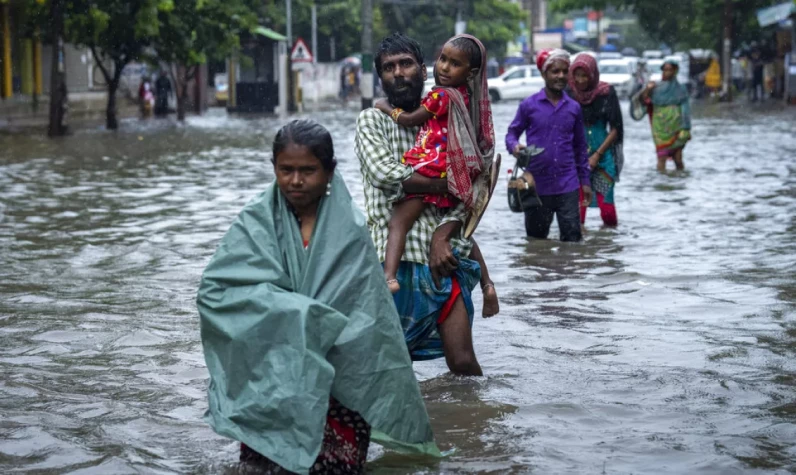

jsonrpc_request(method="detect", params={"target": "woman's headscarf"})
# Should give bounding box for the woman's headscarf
[567,54,612,105]
[651,60,689,107]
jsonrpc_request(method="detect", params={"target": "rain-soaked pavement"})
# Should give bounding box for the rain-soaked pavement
[0,98,795,474]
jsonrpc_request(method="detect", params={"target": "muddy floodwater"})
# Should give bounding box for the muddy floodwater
[1,99,794,474]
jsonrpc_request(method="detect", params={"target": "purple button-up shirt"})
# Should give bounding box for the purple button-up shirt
[505,89,590,196]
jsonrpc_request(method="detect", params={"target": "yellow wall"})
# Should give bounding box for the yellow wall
[34,36,41,95]
[1,3,12,98]
[0,7,44,98]
[21,38,32,94]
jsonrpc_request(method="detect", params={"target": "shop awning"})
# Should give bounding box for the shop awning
[253,26,287,42]
[757,1,795,27]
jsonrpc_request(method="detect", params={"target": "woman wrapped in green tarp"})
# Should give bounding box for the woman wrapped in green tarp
[197,119,440,474]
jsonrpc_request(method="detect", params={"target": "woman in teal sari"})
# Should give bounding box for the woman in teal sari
[640,59,692,172]
[567,54,623,227]
[197,119,439,474]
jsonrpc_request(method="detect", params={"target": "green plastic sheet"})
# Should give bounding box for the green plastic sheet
[197,174,440,474]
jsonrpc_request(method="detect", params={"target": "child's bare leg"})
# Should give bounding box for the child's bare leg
[384,198,426,293]
[470,239,499,317]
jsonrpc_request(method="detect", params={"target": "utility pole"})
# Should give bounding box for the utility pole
[596,11,602,51]
[360,0,373,109]
[48,0,67,137]
[455,0,466,35]
[312,2,318,106]
[311,3,318,67]
[527,0,534,62]
[721,0,733,101]
[286,0,297,112]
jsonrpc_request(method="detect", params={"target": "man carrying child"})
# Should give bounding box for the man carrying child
[355,33,497,376]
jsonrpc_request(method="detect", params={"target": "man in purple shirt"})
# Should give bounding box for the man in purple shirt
[506,49,592,242]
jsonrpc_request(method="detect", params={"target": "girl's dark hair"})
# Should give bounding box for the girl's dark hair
[449,37,482,69]
[375,33,424,75]
[272,119,336,172]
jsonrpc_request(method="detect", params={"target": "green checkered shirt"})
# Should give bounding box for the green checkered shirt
[355,108,472,265]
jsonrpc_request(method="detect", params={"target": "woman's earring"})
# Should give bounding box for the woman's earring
[326,182,332,196]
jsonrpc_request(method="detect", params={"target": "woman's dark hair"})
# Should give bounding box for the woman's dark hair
[272,119,336,172]
[375,33,424,75]
[449,37,482,69]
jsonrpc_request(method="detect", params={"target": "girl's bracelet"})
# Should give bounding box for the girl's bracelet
[390,108,404,122]
[481,283,494,290]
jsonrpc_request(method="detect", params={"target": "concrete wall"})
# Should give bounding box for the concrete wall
[42,44,91,94]
[295,62,342,101]
[42,44,115,95]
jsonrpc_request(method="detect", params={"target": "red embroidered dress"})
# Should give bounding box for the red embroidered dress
[403,85,469,208]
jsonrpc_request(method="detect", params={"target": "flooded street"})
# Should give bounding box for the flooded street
[1,99,794,474]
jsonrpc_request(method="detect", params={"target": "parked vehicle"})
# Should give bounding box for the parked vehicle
[598,59,635,97]
[487,65,545,102]
[597,52,623,60]
[423,66,435,95]
[642,50,665,59]
[214,73,228,106]
[647,59,665,82]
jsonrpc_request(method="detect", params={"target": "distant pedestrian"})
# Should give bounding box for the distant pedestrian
[339,65,349,101]
[638,59,692,172]
[138,76,154,118]
[750,44,764,101]
[505,49,591,242]
[567,54,623,228]
[154,72,171,117]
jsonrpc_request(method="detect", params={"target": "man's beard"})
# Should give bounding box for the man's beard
[382,70,424,111]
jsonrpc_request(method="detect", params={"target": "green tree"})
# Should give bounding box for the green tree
[249,0,365,62]
[153,0,257,121]
[62,0,163,129]
[381,0,524,64]
[550,0,778,52]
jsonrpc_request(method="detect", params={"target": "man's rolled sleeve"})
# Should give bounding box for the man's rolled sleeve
[438,202,467,228]
[355,109,412,202]
[506,101,529,154]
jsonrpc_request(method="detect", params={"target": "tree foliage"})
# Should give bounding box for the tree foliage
[378,0,525,63]
[550,0,779,52]
[153,0,258,120]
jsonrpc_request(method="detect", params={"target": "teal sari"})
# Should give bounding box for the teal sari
[586,120,618,205]
[578,87,623,206]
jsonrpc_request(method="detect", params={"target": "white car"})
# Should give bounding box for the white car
[423,66,435,95]
[598,59,635,97]
[487,65,545,102]
[643,50,665,59]
[647,59,665,82]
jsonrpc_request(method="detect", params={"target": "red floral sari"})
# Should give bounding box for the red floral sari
[240,398,370,474]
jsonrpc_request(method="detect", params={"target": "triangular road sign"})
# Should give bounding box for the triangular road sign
[291,38,313,63]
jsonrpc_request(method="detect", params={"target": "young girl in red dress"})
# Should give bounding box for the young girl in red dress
[375,34,499,317]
